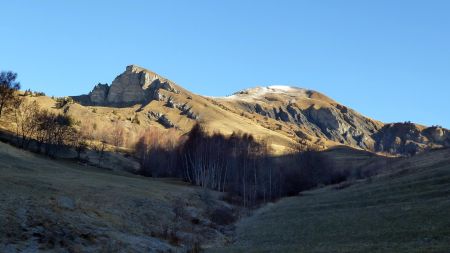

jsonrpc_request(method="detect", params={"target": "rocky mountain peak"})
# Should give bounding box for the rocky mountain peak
[75,65,180,106]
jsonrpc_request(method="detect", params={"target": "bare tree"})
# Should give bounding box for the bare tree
[12,98,40,149]
[34,110,76,157]
[71,132,88,160]
[180,124,275,207]
[135,127,183,177]
[0,71,21,118]
[111,121,125,150]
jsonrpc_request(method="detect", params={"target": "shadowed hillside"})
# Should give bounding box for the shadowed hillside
[0,142,237,252]
[213,148,450,253]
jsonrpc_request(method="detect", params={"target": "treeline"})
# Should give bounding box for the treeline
[183,125,276,207]
[135,124,278,206]
[135,124,351,207]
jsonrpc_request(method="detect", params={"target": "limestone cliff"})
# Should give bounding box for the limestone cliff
[77,65,180,106]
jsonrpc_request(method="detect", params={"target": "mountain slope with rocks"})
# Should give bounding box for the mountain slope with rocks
[216,86,449,155]
[66,64,449,156]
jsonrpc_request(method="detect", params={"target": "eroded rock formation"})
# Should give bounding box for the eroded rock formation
[78,65,179,106]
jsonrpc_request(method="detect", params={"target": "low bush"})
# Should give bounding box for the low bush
[210,207,236,226]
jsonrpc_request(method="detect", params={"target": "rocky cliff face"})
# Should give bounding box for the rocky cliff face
[216,86,449,155]
[373,123,450,155]
[217,86,383,151]
[89,83,109,105]
[79,65,180,106]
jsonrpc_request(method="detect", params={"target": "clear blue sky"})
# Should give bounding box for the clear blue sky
[1,1,449,127]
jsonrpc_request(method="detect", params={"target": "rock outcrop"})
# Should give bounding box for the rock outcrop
[165,97,199,120]
[373,123,450,155]
[89,83,109,105]
[76,65,180,106]
[158,115,176,129]
[147,111,177,129]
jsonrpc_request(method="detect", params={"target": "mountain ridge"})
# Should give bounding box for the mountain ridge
[67,64,450,156]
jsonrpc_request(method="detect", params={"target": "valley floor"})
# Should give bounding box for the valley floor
[213,149,450,253]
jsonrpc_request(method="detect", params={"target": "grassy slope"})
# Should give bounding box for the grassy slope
[214,148,450,253]
[29,90,298,155]
[0,142,228,252]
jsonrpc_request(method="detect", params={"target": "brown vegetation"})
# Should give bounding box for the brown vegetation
[0,74,78,158]
[0,71,21,117]
[134,123,366,207]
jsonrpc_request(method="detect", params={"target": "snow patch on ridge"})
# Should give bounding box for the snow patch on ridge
[215,85,307,101]
[267,85,294,91]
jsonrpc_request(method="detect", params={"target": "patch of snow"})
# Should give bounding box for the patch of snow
[267,85,294,91]
[216,85,305,101]
[205,85,312,101]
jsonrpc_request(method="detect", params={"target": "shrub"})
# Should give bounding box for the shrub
[33,91,46,96]
[132,116,140,124]
[55,97,72,108]
[210,207,235,225]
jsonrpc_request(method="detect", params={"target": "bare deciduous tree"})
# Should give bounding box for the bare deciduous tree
[111,121,125,150]
[135,127,183,177]
[12,98,40,149]
[34,110,76,157]
[0,71,21,118]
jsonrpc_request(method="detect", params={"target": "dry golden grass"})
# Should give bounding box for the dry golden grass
[21,87,300,155]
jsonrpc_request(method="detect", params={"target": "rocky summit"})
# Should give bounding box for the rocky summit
[75,65,179,106]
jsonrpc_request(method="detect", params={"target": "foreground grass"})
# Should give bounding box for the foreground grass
[214,149,450,253]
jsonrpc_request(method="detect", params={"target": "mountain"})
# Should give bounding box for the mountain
[216,86,450,155]
[68,64,449,156]
[2,65,450,252]
[216,86,383,150]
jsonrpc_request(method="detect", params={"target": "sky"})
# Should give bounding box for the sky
[1,0,449,127]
